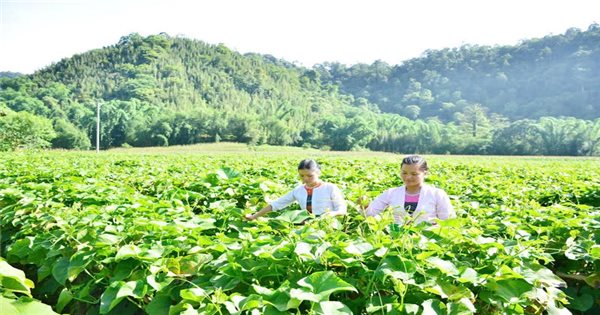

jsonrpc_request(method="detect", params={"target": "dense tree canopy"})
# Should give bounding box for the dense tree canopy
[316,24,600,121]
[0,110,56,151]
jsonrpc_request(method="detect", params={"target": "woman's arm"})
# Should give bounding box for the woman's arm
[435,189,455,220]
[365,189,392,217]
[244,204,273,221]
[327,185,347,216]
[245,188,297,221]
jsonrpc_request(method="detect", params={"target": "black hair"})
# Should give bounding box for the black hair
[298,159,321,171]
[401,155,429,172]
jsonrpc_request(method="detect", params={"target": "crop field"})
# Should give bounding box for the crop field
[1,149,599,314]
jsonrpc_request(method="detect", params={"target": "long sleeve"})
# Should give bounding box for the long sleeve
[270,189,297,211]
[435,189,455,220]
[365,189,393,217]
[329,185,347,215]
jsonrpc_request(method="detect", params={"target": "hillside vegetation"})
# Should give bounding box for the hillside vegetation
[1,26,600,155]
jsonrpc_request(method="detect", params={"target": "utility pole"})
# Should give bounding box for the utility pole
[96,102,101,153]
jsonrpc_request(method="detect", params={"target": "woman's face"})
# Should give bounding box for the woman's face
[298,169,320,186]
[400,163,426,189]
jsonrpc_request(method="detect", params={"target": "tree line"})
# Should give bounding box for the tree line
[1,29,599,155]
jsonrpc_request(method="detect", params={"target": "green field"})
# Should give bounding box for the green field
[1,147,599,314]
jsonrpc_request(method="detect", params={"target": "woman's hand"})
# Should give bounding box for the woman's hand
[243,213,256,221]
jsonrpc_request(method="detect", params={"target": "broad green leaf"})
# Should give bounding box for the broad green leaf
[179,253,212,275]
[145,293,172,315]
[547,304,572,315]
[289,288,321,303]
[518,265,565,287]
[264,289,301,311]
[112,259,138,281]
[294,242,315,260]
[210,274,240,290]
[486,279,533,303]
[140,247,165,260]
[56,288,73,313]
[296,271,357,302]
[99,280,145,314]
[176,302,201,315]
[220,167,240,179]
[51,257,70,285]
[0,296,60,315]
[565,288,594,312]
[426,257,459,276]
[117,280,146,299]
[422,299,446,315]
[174,218,216,231]
[252,284,274,296]
[584,273,600,288]
[0,296,19,315]
[0,260,33,295]
[206,171,226,185]
[180,287,207,302]
[378,256,417,280]
[146,274,174,292]
[565,243,587,260]
[96,233,120,245]
[100,282,124,314]
[115,244,142,261]
[254,282,301,311]
[404,304,420,314]
[496,265,525,280]
[313,301,353,315]
[365,300,405,314]
[236,293,262,311]
[446,297,477,314]
[6,238,32,260]
[425,281,474,301]
[96,233,120,246]
[590,245,600,259]
[374,247,388,257]
[68,251,94,282]
[37,264,52,282]
[275,210,310,224]
[344,241,373,256]
[457,267,480,284]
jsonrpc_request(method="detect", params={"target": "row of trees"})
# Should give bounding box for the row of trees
[2,100,599,155]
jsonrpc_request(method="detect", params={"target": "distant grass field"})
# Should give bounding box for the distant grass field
[107,142,395,157]
[107,142,599,159]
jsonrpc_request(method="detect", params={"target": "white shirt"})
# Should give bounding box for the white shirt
[366,184,455,224]
[270,182,347,216]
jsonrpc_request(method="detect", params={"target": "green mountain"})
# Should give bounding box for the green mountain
[316,24,600,121]
[1,30,599,155]
[2,33,379,150]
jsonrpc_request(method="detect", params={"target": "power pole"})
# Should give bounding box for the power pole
[96,102,101,153]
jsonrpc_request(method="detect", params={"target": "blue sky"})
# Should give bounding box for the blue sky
[1,0,599,74]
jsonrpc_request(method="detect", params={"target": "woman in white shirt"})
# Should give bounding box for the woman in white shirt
[363,155,455,225]
[244,159,347,221]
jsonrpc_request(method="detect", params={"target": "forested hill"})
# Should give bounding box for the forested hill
[316,24,600,121]
[1,30,599,155]
[2,33,378,150]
